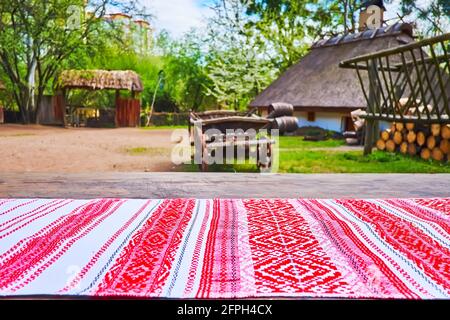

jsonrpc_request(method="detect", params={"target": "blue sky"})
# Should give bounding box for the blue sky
[139,0,442,38]
[140,0,212,37]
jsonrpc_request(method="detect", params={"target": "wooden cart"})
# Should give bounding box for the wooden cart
[189,110,276,172]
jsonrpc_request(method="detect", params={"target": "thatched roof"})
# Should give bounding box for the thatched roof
[58,70,144,92]
[249,23,415,111]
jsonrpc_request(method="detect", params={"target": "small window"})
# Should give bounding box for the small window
[307,112,315,122]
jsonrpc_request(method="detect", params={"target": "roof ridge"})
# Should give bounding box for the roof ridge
[311,22,413,49]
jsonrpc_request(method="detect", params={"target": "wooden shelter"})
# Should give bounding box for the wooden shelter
[340,33,450,156]
[249,23,415,133]
[56,70,143,127]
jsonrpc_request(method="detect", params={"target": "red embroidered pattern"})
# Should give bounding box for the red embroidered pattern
[242,199,350,295]
[95,199,196,296]
[337,199,450,292]
[0,198,448,299]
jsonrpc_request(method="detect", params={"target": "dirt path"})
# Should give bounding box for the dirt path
[0,125,179,172]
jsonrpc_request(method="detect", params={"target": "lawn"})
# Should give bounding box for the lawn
[181,136,450,173]
[141,125,187,130]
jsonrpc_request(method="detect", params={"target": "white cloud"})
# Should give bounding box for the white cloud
[140,0,211,37]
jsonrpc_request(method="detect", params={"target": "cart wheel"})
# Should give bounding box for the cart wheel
[257,141,272,171]
[199,137,208,172]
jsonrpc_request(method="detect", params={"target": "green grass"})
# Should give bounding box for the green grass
[178,136,450,173]
[279,136,345,149]
[280,150,450,173]
[141,125,187,130]
[125,147,170,156]
[0,133,36,138]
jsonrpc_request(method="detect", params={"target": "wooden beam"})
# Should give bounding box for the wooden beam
[115,90,120,127]
[60,89,67,127]
[364,60,380,155]
[364,119,375,155]
[2,173,450,199]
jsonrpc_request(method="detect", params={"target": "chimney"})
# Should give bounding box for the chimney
[359,0,386,31]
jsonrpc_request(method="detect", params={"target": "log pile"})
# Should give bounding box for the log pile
[376,123,450,162]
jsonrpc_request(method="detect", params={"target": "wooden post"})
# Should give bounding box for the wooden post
[115,90,120,127]
[60,89,67,127]
[364,60,380,155]
[364,119,375,155]
[373,120,379,146]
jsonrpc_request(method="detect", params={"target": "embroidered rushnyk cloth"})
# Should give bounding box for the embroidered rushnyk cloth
[0,198,449,299]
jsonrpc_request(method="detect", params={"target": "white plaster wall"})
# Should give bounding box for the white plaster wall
[295,111,349,132]
[379,120,391,131]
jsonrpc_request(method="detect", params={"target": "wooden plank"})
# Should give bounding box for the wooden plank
[1,173,450,199]
[362,114,449,124]
[206,139,275,149]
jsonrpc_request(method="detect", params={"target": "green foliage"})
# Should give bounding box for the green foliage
[245,0,320,70]
[206,46,275,110]
[0,0,110,122]
[397,0,450,36]
[160,32,215,112]
[0,0,149,123]
[1,0,448,124]
[202,0,277,110]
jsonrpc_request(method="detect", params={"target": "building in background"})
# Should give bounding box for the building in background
[249,23,414,133]
[249,2,416,133]
[104,13,153,55]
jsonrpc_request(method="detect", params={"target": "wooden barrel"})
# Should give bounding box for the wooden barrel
[272,116,298,133]
[268,102,294,119]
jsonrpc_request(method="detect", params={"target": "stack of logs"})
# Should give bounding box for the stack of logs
[376,123,450,162]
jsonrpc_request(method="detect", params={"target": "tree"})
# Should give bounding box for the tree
[0,0,145,124]
[397,0,450,36]
[203,0,276,110]
[243,0,352,71]
[206,45,274,110]
[0,1,108,123]
[161,31,213,112]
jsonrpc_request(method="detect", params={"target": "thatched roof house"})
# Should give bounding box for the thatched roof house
[58,70,143,93]
[250,23,415,132]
